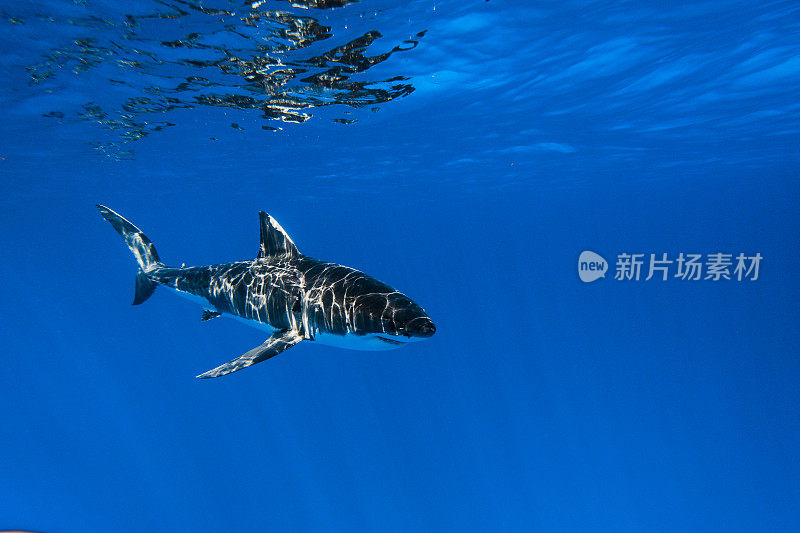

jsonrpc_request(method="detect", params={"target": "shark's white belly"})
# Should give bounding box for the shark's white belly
[166,285,208,306]
[312,331,406,351]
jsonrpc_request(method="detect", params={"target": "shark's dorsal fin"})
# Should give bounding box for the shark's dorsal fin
[258,211,298,259]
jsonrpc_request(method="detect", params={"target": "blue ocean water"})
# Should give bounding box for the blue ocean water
[1,0,799,530]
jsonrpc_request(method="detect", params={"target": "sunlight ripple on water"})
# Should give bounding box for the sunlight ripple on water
[19,0,424,157]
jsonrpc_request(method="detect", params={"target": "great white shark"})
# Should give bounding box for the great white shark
[97,205,436,378]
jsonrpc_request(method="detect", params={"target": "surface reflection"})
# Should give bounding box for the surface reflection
[25,0,424,156]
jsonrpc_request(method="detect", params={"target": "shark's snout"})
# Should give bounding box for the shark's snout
[405,316,436,338]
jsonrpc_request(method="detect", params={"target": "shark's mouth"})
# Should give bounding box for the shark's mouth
[375,335,407,346]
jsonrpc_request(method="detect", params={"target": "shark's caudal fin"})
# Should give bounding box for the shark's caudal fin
[97,205,163,305]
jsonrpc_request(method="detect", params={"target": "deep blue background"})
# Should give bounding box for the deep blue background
[1,0,799,531]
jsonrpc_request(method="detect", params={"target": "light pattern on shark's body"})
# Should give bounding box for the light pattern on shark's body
[97,205,435,378]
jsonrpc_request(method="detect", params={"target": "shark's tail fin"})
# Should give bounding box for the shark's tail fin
[96,205,163,305]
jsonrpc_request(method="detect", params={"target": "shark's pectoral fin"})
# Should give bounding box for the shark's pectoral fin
[196,330,303,379]
[201,309,221,321]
